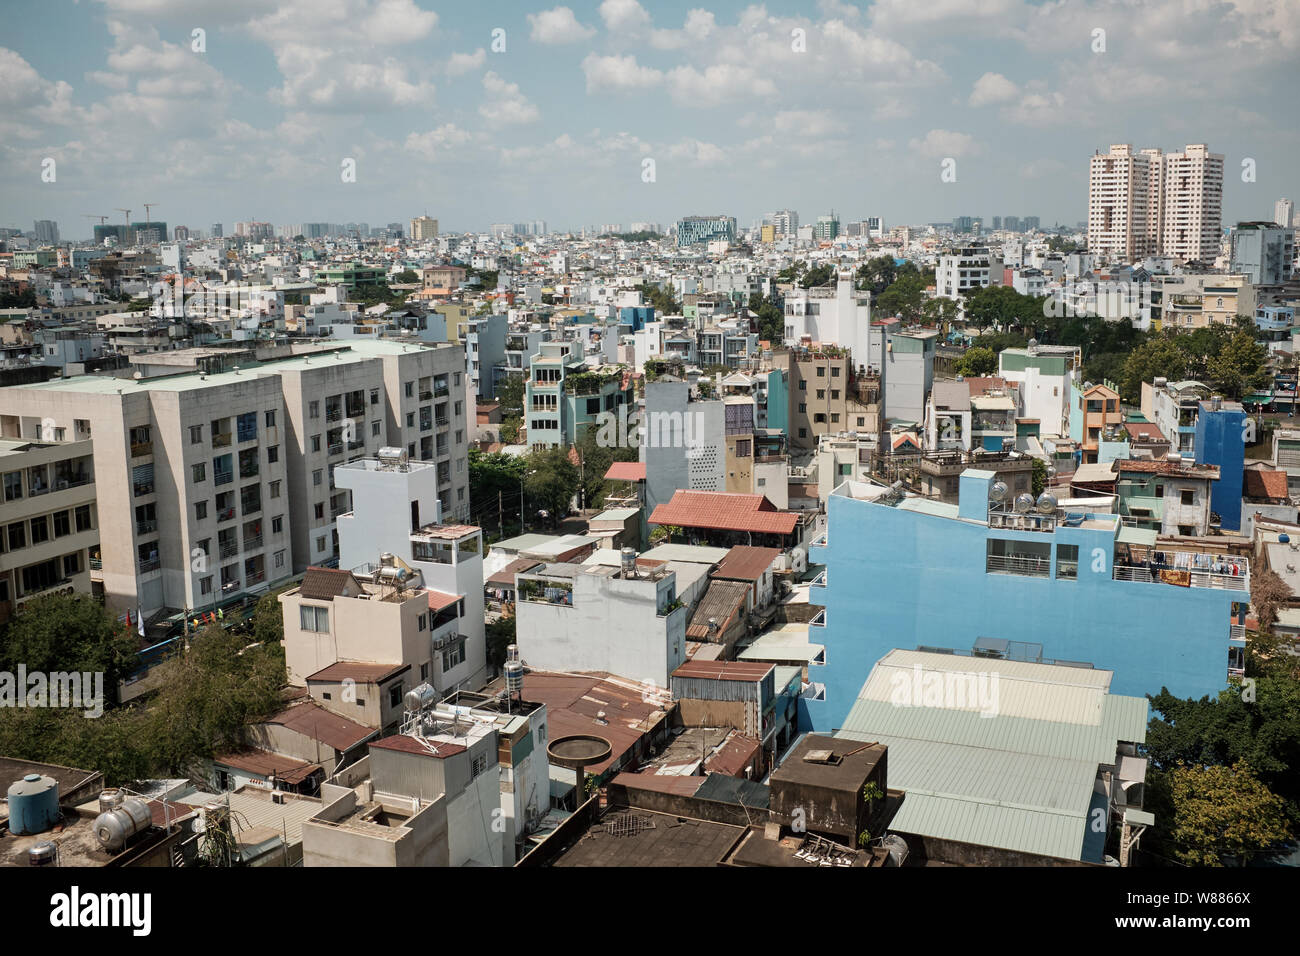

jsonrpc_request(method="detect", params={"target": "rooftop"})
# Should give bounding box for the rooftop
[712,545,782,582]
[547,806,746,867]
[649,490,799,535]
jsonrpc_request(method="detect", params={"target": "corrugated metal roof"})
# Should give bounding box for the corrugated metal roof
[263,700,374,752]
[176,787,323,848]
[673,660,774,682]
[712,545,781,582]
[686,579,749,639]
[649,490,798,535]
[306,661,408,684]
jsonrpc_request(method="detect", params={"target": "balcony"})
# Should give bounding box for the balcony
[214,471,233,486]
[236,427,258,444]
[219,540,240,560]
[809,608,826,628]
[435,416,450,427]
[212,432,232,449]
[130,441,153,458]
[138,557,161,573]
[326,407,343,422]
[241,499,261,518]
[1112,552,1249,591]
[986,553,1051,577]
[419,390,434,401]
[217,506,236,523]
[136,519,158,535]
[328,442,344,456]
[133,482,154,498]
[239,463,259,479]
[221,579,240,594]
[243,534,263,551]
[434,385,450,398]
[1230,624,1246,642]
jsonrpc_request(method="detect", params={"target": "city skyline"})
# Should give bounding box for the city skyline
[2,1,1297,237]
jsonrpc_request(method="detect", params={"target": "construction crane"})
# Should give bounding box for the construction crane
[115,207,131,224]
[83,214,109,225]
[142,202,158,224]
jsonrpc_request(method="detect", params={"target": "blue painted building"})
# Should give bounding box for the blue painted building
[619,306,654,333]
[1194,399,1246,532]
[803,469,1246,732]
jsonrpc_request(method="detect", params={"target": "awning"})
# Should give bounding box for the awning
[1117,526,1157,547]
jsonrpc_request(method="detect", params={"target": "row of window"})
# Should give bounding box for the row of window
[1,505,95,555]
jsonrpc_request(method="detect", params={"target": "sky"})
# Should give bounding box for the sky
[2,0,1298,239]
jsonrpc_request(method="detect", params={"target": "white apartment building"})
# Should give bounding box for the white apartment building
[641,380,726,516]
[514,560,688,687]
[1,341,470,617]
[334,455,486,694]
[409,216,438,241]
[934,247,996,300]
[781,269,874,367]
[1276,199,1295,229]
[0,438,99,623]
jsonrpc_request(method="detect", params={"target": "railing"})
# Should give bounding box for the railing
[809,609,826,628]
[54,474,93,490]
[240,463,259,478]
[435,416,450,426]
[326,407,343,422]
[1228,666,1246,678]
[243,534,263,551]
[214,471,233,486]
[221,579,240,593]
[419,390,434,401]
[236,427,257,443]
[245,569,266,585]
[1057,561,1079,580]
[133,482,154,497]
[331,505,349,518]
[136,519,158,535]
[328,442,344,456]
[241,499,261,517]
[130,441,153,458]
[89,557,102,570]
[986,554,1051,577]
[212,432,232,448]
[434,386,450,398]
[1112,553,1249,591]
[138,557,161,573]
[219,541,240,559]
[217,506,236,523]
[811,569,827,589]
[1230,624,1246,641]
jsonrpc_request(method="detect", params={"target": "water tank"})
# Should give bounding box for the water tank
[1280,534,1291,544]
[989,480,1008,503]
[29,842,58,867]
[1014,493,1035,514]
[505,660,525,695]
[620,547,637,576]
[506,644,520,663]
[99,788,124,813]
[93,797,152,852]
[379,552,396,567]
[6,774,61,835]
[404,682,437,712]
[1036,492,1058,514]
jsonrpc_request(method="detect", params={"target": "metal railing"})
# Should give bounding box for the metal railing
[138,557,161,573]
[214,471,233,486]
[130,441,153,458]
[1230,624,1246,641]
[1112,553,1250,591]
[245,569,266,585]
[239,463,259,478]
[219,541,240,559]
[809,609,826,627]
[328,442,344,456]
[985,554,1051,577]
[217,506,236,523]
[133,482,154,497]
[212,432,232,448]
[136,519,158,535]
[243,534,263,551]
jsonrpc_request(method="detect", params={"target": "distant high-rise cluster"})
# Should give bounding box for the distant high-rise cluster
[1276,198,1295,228]
[1088,143,1224,261]
[235,220,274,240]
[33,219,59,245]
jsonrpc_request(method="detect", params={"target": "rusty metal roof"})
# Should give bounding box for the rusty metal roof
[369,734,467,758]
[305,661,408,684]
[649,490,799,535]
[214,748,321,785]
[673,660,775,682]
[712,545,782,582]
[685,579,749,639]
[262,700,374,752]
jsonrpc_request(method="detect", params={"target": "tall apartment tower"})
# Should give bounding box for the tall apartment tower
[1087,145,1163,260]
[771,209,799,238]
[410,216,438,241]
[1276,198,1295,229]
[1162,144,1224,263]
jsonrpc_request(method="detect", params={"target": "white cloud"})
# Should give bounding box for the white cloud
[599,0,652,34]
[666,63,776,106]
[528,7,597,44]
[664,138,727,165]
[969,71,1018,106]
[581,53,663,92]
[446,49,485,76]
[405,123,474,160]
[479,71,539,126]
[908,128,980,158]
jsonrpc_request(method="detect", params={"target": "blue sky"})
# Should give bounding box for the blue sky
[3,0,1297,238]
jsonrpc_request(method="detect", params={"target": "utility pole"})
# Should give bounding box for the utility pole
[498,490,503,539]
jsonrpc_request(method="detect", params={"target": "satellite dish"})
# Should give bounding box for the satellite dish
[1036,492,1057,514]
[989,480,1008,503]
[1014,493,1035,514]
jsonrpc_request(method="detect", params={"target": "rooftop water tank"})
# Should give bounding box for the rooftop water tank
[6,774,61,836]
[93,798,152,852]
[404,682,437,713]
[504,660,525,696]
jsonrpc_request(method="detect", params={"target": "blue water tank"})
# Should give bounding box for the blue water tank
[1281,534,1291,544]
[6,774,61,835]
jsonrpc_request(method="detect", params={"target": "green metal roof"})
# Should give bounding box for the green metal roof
[1117,526,1158,547]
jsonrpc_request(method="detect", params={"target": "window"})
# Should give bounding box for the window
[799,402,807,413]
[315,503,325,519]
[370,388,379,405]
[817,389,825,399]
[1180,489,1194,505]
[75,505,92,532]
[189,424,203,444]
[63,553,81,577]
[313,469,323,486]
[442,638,466,671]
[798,428,807,438]
[389,683,404,708]
[798,380,806,391]
[371,421,381,436]
[311,435,321,452]
[272,515,283,534]
[1057,544,1079,580]
[53,510,70,538]
[405,381,414,398]
[265,410,276,428]
[736,439,752,456]
[309,400,320,419]
[316,535,327,552]
[420,662,429,681]
[418,612,427,631]
[299,605,329,632]
[471,754,487,778]
[267,446,279,464]
[2,471,21,502]
[195,501,208,521]
[192,462,206,483]
[200,576,212,595]
[274,550,285,569]
[270,480,281,499]
[406,412,415,428]
[8,522,26,551]
[29,516,48,545]
[816,366,826,377]
[831,390,840,400]
[831,366,841,377]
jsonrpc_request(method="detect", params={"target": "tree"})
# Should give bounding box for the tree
[495,375,525,417]
[525,448,580,525]
[875,274,927,324]
[469,449,528,528]
[1251,568,1292,631]
[393,269,419,283]
[1031,458,1048,496]
[251,592,285,646]
[1121,336,1189,403]
[956,346,997,377]
[485,616,516,672]
[1207,327,1269,400]
[1,594,139,704]
[748,293,784,343]
[855,256,899,295]
[799,264,834,289]
[637,282,680,316]
[575,427,637,513]
[1157,762,1292,866]
[964,285,1045,331]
